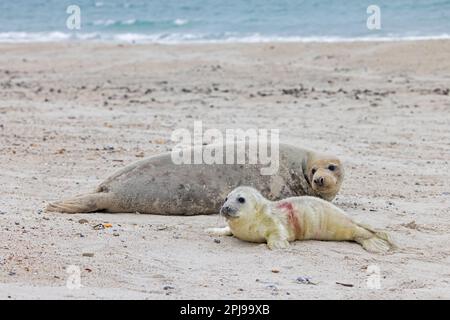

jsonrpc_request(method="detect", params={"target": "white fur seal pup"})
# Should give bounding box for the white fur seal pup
[47,143,344,215]
[206,186,395,253]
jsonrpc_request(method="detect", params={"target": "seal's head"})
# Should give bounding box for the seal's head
[220,187,266,220]
[304,155,344,201]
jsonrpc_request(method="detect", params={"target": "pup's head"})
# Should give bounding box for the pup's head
[220,187,265,220]
[305,155,344,200]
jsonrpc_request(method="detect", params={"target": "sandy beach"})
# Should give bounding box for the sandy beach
[0,40,449,299]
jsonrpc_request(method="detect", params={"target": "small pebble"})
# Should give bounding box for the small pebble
[296,276,316,285]
[213,239,221,244]
[78,219,89,224]
[93,224,105,230]
[82,253,94,257]
[163,285,175,290]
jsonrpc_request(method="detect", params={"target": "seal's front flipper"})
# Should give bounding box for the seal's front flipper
[205,226,233,236]
[266,233,290,250]
[46,193,110,213]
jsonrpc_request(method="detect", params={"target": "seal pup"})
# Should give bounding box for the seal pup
[206,186,395,253]
[47,143,344,215]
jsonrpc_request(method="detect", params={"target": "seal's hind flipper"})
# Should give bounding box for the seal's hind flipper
[46,193,109,213]
[357,230,396,253]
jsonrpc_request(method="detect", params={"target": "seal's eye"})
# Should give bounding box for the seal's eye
[328,165,336,171]
[225,197,228,202]
[311,168,317,175]
[237,197,246,204]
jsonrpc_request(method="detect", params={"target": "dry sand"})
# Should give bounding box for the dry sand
[0,40,449,299]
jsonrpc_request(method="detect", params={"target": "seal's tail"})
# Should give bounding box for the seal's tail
[355,224,397,253]
[46,193,109,213]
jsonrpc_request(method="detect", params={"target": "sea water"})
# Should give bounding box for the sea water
[0,0,449,42]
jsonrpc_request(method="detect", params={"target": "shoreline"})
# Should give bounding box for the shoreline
[1,34,450,45]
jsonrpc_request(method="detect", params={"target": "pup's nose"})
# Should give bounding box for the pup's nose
[220,206,233,215]
[314,176,325,187]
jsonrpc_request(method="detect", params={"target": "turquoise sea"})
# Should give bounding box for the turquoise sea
[0,0,449,42]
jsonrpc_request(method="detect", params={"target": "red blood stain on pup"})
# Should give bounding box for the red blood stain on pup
[277,202,302,237]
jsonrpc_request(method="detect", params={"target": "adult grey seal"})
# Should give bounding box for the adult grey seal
[46,143,344,215]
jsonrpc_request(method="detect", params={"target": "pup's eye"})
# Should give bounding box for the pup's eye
[237,197,246,204]
[328,165,337,171]
[225,197,228,202]
[311,168,317,175]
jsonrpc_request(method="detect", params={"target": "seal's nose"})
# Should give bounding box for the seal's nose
[220,206,233,215]
[220,205,239,217]
[314,176,325,187]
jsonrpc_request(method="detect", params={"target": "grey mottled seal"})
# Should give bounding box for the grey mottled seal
[46,143,344,215]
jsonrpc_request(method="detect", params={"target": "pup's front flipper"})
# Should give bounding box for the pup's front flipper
[267,234,290,250]
[205,226,233,236]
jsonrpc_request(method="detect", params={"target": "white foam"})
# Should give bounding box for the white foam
[93,19,116,26]
[122,19,137,25]
[0,32,71,42]
[0,32,449,44]
[174,19,189,26]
